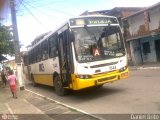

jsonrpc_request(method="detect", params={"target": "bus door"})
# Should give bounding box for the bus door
[58,29,72,87]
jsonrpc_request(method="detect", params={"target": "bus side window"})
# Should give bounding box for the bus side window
[37,45,41,62]
[30,50,35,64]
[35,45,41,62]
[23,55,28,66]
[33,49,36,63]
[28,52,31,64]
[41,40,48,60]
[49,34,58,58]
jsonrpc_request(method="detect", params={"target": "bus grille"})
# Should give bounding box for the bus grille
[97,76,117,82]
[90,62,118,68]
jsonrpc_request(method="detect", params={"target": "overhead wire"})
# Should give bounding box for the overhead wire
[22,2,59,19]
[28,4,74,17]
[23,0,68,8]
[15,0,76,29]
[22,0,75,17]
[43,6,75,17]
[19,0,49,30]
[16,0,24,13]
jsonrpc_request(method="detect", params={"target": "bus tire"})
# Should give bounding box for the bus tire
[31,74,37,87]
[54,76,67,96]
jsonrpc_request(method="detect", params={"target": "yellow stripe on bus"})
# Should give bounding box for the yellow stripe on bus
[33,74,53,86]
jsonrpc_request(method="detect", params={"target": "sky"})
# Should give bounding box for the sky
[1,0,160,51]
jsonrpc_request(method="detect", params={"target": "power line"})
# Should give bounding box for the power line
[26,3,75,17]
[45,6,75,17]
[15,0,75,28]
[23,0,67,8]
[23,0,75,17]
[19,0,49,30]
[16,0,24,12]
[22,2,58,19]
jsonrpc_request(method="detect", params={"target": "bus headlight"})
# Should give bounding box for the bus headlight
[119,66,127,72]
[76,75,92,79]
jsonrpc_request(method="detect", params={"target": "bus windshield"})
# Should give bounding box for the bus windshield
[72,26,125,62]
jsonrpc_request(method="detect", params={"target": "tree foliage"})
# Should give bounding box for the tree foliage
[0,25,14,55]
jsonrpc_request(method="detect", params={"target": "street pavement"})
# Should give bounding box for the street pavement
[0,83,99,120]
[1,64,160,120]
[129,63,160,70]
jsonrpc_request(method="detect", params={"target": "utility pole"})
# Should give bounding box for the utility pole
[9,0,25,90]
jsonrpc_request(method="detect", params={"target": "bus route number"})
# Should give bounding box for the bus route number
[109,65,116,70]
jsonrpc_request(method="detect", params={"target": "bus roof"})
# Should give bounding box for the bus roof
[26,15,119,53]
[70,15,117,19]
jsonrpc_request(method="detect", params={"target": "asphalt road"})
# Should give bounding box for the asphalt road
[25,69,160,115]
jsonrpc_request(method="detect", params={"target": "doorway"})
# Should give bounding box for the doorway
[155,39,160,62]
[58,30,72,87]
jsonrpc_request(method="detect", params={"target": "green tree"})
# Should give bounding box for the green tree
[0,24,14,55]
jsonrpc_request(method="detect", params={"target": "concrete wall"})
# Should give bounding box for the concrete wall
[125,4,160,39]
[130,40,142,65]
[130,37,157,64]
[125,4,160,64]
[149,7,160,31]
[127,14,144,37]
[141,37,157,63]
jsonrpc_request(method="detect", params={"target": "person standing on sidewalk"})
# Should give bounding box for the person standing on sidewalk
[7,70,18,98]
[1,69,7,87]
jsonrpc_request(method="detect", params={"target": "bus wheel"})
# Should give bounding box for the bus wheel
[31,74,37,87]
[54,76,67,96]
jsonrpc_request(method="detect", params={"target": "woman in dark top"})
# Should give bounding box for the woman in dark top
[1,69,7,87]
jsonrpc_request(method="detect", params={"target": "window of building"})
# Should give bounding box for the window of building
[142,42,150,54]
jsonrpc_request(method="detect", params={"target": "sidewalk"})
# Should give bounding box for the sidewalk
[0,83,99,120]
[129,63,160,70]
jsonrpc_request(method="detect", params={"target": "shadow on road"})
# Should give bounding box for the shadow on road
[26,82,125,102]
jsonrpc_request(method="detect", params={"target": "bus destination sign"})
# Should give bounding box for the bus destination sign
[88,20,112,24]
[69,17,118,26]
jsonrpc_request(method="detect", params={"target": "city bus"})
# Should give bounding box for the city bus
[23,15,129,96]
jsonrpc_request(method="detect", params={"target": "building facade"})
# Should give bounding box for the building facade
[81,7,145,27]
[123,2,160,65]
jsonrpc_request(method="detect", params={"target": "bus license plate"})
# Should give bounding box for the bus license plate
[109,66,116,70]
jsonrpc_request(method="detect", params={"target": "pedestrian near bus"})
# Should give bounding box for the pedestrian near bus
[7,70,18,98]
[1,69,7,87]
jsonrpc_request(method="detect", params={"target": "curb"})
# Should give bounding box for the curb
[129,66,160,70]
[25,89,104,120]
[138,67,160,70]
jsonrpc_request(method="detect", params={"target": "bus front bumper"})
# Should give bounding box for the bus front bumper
[71,68,129,90]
